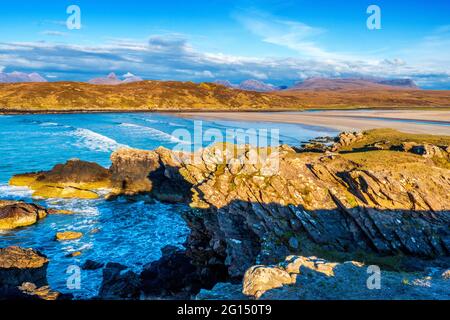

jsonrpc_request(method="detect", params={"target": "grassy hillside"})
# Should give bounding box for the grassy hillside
[0,81,449,113]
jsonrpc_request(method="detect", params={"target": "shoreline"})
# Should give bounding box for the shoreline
[2,106,450,116]
[178,110,450,135]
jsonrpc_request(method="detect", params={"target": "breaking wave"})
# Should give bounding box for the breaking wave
[72,128,129,152]
[119,123,188,144]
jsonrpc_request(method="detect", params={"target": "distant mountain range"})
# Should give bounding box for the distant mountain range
[214,77,418,92]
[0,72,47,83]
[288,78,419,91]
[88,72,143,85]
[0,70,420,92]
[214,79,284,92]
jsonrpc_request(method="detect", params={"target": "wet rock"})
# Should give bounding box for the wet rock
[17,282,66,300]
[82,260,104,271]
[9,159,111,199]
[56,231,83,241]
[196,282,248,300]
[0,246,67,300]
[0,247,49,288]
[442,269,450,280]
[140,245,227,299]
[0,200,48,230]
[98,262,141,300]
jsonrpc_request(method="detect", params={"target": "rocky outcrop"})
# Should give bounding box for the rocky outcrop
[7,129,450,300]
[55,231,83,241]
[113,142,449,278]
[140,245,227,299]
[0,246,66,300]
[9,159,111,199]
[331,131,364,151]
[98,263,140,300]
[109,148,160,195]
[200,255,450,300]
[0,200,48,230]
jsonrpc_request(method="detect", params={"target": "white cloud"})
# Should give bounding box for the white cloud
[0,32,448,88]
[41,30,68,37]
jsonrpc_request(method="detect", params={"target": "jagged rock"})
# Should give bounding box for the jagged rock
[82,260,104,271]
[0,247,49,288]
[110,148,160,195]
[98,262,141,300]
[107,137,450,280]
[331,131,364,151]
[0,200,48,230]
[140,245,227,299]
[17,282,65,300]
[0,246,67,300]
[241,255,450,300]
[242,265,294,299]
[442,269,450,280]
[56,231,83,241]
[196,282,247,300]
[410,144,447,158]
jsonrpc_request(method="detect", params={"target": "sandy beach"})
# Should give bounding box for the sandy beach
[179,110,450,135]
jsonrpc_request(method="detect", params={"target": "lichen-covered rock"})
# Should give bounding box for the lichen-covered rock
[242,265,294,298]
[17,282,64,300]
[410,143,447,158]
[118,140,449,278]
[241,256,450,300]
[110,148,160,195]
[331,131,364,151]
[0,200,48,230]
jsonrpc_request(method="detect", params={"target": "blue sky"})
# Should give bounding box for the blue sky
[0,0,449,88]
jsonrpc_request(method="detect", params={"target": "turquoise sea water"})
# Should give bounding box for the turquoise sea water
[0,113,337,298]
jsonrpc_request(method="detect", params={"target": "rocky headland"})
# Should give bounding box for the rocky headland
[0,246,69,300]
[2,128,450,300]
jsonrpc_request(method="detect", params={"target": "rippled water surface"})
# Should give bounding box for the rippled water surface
[0,113,337,298]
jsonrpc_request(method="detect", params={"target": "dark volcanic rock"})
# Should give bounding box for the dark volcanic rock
[0,246,67,300]
[140,245,228,299]
[98,262,141,300]
[82,260,104,271]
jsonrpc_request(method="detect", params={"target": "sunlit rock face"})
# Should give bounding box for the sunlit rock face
[0,246,67,300]
[105,130,450,279]
[0,201,48,230]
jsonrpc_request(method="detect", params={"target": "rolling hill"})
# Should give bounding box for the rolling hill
[0,80,448,113]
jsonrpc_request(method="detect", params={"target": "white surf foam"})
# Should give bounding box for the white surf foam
[119,123,188,144]
[72,128,129,152]
[0,184,33,198]
[40,122,59,127]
